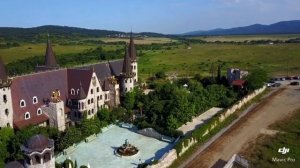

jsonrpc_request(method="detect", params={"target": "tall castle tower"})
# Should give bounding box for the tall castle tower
[0,57,13,128]
[128,32,138,84]
[121,46,135,94]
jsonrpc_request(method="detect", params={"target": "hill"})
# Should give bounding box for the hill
[0,25,167,42]
[184,20,300,36]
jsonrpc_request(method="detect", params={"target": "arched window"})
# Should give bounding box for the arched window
[90,89,93,94]
[37,108,42,115]
[43,152,51,163]
[71,89,75,95]
[88,99,90,104]
[33,96,38,104]
[92,109,94,114]
[97,87,99,92]
[91,98,94,103]
[88,110,91,115]
[5,109,9,116]
[25,112,30,120]
[34,155,41,164]
[105,94,107,100]
[97,96,100,101]
[3,95,7,103]
[20,99,26,107]
[100,95,103,100]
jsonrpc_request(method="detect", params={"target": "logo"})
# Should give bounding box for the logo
[278,147,289,155]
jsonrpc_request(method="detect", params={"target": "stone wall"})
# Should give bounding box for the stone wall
[176,86,266,158]
[147,149,177,168]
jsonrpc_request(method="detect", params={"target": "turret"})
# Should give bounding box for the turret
[21,134,55,168]
[128,32,138,84]
[0,57,13,128]
[121,45,134,94]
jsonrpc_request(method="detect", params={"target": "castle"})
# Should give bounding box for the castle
[0,34,138,131]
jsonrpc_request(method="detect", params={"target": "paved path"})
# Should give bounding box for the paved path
[181,86,300,168]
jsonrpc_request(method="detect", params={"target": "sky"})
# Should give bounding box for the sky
[0,0,299,34]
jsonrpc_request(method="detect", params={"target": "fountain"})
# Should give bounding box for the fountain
[116,139,139,156]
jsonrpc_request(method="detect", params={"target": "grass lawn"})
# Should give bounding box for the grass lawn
[191,34,300,42]
[241,109,300,168]
[138,43,300,81]
[0,43,100,63]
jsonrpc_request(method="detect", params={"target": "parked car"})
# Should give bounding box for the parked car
[286,76,292,80]
[290,81,300,85]
[272,83,281,87]
[280,77,285,81]
[292,76,300,80]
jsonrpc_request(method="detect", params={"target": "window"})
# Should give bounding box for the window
[88,99,90,105]
[3,95,7,103]
[20,100,26,107]
[125,79,127,83]
[100,95,103,100]
[25,112,30,120]
[92,109,94,114]
[5,109,9,116]
[37,108,42,115]
[33,96,38,104]
[91,89,93,94]
[105,94,107,100]
[125,88,127,92]
[91,98,94,103]
[77,89,80,95]
[71,89,75,95]
[88,110,91,115]
[97,87,99,92]
[97,96,100,101]
[130,79,132,83]
[81,102,84,110]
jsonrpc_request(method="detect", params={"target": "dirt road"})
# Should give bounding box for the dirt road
[184,86,300,168]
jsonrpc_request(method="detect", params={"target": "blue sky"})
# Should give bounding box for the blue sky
[0,0,299,34]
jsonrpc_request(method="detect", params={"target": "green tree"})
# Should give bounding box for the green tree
[122,91,135,111]
[0,127,14,166]
[245,68,268,91]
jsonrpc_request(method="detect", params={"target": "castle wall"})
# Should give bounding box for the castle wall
[0,86,13,128]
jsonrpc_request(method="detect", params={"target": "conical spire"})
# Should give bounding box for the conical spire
[0,56,11,88]
[44,36,57,67]
[122,45,133,77]
[79,82,87,100]
[128,31,137,61]
[0,56,7,81]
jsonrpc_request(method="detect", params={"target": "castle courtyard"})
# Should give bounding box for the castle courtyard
[56,125,173,168]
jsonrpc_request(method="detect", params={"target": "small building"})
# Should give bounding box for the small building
[6,134,55,168]
[227,68,248,84]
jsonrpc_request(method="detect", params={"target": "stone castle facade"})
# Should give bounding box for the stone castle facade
[0,34,138,131]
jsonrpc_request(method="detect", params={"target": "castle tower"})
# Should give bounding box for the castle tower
[0,57,13,128]
[121,46,134,94]
[21,134,55,168]
[36,36,59,72]
[128,32,138,84]
[42,89,66,131]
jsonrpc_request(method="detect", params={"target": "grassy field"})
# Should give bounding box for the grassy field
[241,109,300,168]
[0,43,100,63]
[138,43,300,81]
[191,34,300,42]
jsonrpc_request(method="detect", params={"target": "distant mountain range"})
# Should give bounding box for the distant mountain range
[184,20,300,36]
[0,25,167,41]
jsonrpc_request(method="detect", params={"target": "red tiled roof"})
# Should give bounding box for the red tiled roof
[11,69,68,123]
[14,113,49,129]
[232,79,245,86]
[67,69,93,99]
